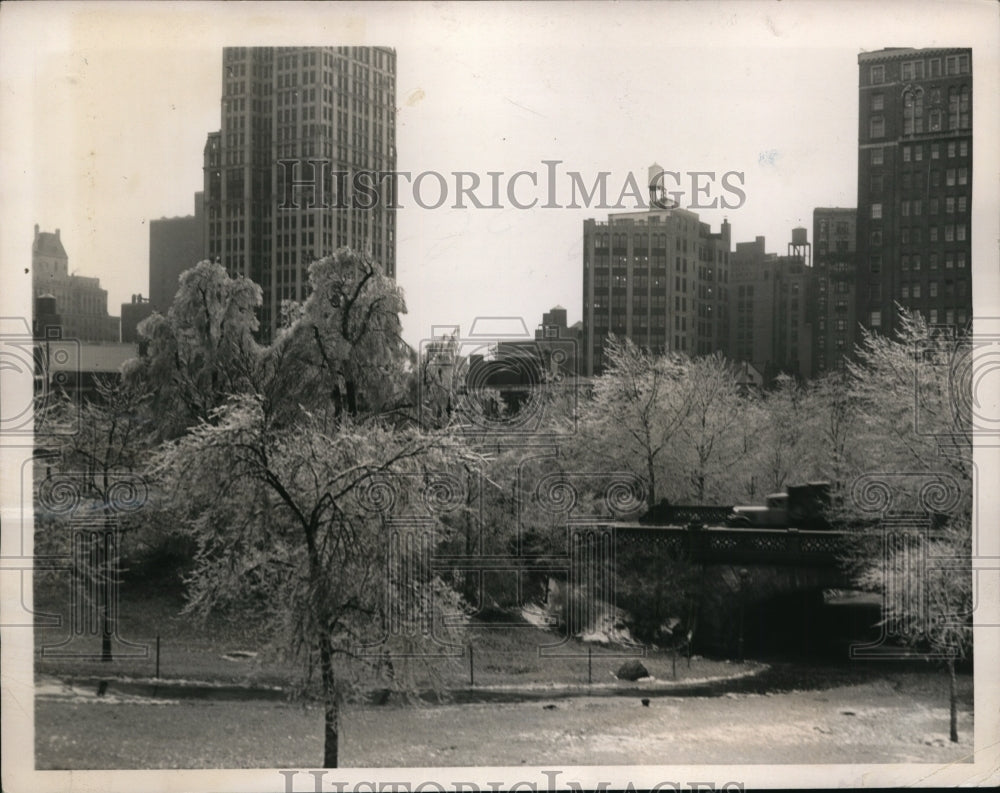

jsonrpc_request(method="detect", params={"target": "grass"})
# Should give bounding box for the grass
[33,583,748,692]
[32,581,976,770]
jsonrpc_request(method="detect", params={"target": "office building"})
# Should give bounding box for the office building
[728,232,812,383]
[203,46,397,340]
[120,294,155,344]
[32,225,120,343]
[582,204,731,377]
[855,47,972,339]
[149,192,205,313]
[810,208,857,375]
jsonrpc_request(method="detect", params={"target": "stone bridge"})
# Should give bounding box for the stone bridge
[610,523,863,656]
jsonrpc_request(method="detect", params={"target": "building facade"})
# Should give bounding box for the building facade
[149,192,205,313]
[728,232,812,383]
[582,207,731,376]
[855,47,972,340]
[120,294,155,344]
[32,225,120,343]
[203,46,397,340]
[810,208,857,376]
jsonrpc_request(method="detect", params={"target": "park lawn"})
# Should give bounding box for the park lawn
[35,670,974,769]
[32,584,746,691]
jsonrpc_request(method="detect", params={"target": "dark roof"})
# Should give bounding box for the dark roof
[33,231,67,260]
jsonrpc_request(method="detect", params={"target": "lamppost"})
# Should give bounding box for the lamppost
[738,567,749,662]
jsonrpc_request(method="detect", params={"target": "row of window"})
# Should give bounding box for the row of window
[869,251,967,272]
[869,54,969,85]
[869,91,969,138]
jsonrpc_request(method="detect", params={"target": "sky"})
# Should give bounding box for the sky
[1,1,997,349]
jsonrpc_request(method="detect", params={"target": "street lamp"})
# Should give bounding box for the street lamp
[738,567,750,662]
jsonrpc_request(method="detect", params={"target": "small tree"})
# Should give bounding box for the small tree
[125,260,262,439]
[674,352,751,504]
[573,336,693,508]
[154,396,476,767]
[37,375,154,661]
[856,514,972,742]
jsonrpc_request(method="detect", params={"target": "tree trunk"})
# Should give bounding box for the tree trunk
[646,451,657,508]
[320,636,340,767]
[948,657,958,743]
[101,514,114,662]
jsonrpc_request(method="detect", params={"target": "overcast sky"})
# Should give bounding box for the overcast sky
[2,1,997,348]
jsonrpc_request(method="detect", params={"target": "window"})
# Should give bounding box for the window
[870,116,885,138]
[958,196,968,213]
[930,253,939,269]
[870,65,885,84]
[902,255,910,270]
[957,225,967,241]
[871,174,883,192]
[946,197,955,214]
[901,201,910,217]
[903,90,924,134]
[871,203,882,219]
[870,230,882,245]
[912,283,921,298]
[913,254,921,271]
[948,142,957,158]
[870,311,882,328]
[913,200,922,216]
[903,145,911,162]
[945,225,954,241]
[930,227,938,242]
[871,147,884,165]
[931,143,940,159]
[960,141,969,157]
[947,169,956,186]
[930,309,939,324]
[870,255,882,273]
[901,284,910,299]
[958,167,968,185]
[929,58,941,77]
[871,93,884,111]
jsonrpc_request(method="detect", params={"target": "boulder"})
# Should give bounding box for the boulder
[615,660,650,681]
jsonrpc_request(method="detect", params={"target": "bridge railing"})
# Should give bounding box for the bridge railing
[615,523,849,567]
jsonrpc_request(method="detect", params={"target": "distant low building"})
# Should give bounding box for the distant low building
[149,192,205,313]
[32,225,120,343]
[120,294,155,344]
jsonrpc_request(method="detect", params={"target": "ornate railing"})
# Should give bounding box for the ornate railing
[615,523,849,566]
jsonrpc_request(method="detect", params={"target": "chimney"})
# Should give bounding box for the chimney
[55,228,61,240]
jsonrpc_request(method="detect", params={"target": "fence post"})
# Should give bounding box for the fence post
[469,644,474,687]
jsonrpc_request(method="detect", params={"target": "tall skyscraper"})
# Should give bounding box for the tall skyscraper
[204,46,397,339]
[582,206,730,376]
[855,47,972,341]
